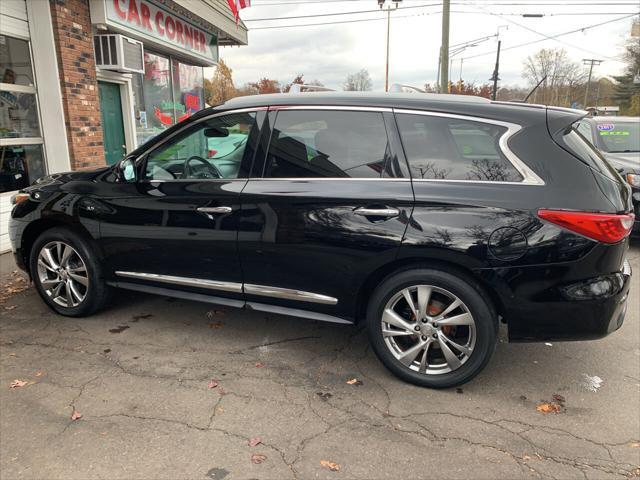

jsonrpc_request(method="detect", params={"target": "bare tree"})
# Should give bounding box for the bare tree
[522,48,586,106]
[204,59,237,105]
[344,69,373,91]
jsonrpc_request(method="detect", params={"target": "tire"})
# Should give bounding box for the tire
[366,267,497,388]
[30,227,110,317]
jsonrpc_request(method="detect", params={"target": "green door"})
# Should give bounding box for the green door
[98,81,126,165]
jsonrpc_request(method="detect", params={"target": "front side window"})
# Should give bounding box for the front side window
[144,112,256,180]
[396,113,523,182]
[264,110,389,178]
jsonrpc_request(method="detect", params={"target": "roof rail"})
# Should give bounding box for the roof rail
[288,84,335,93]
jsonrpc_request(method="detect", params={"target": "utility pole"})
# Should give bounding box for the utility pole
[379,0,401,92]
[490,40,501,100]
[385,6,391,92]
[582,58,602,107]
[439,0,450,93]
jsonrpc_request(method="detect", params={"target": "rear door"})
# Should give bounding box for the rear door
[238,107,414,321]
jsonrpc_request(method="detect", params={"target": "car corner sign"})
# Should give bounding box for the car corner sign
[91,0,218,64]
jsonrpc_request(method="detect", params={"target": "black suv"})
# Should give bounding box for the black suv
[9,93,634,388]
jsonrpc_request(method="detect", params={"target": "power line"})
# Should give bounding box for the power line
[244,3,440,22]
[249,11,438,30]
[461,13,637,60]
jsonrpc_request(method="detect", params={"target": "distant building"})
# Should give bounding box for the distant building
[586,106,620,117]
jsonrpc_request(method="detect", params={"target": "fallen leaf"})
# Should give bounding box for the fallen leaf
[456,387,464,394]
[536,402,561,414]
[346,378,363,386]
[218,387,227,395]
[208,379,219,389]
[9,379,27,388]
[5,305,17,310]
[544,342,553,347]
[523,454,531,461]
[630,442,640,448]
[255,362,264,368]
[552,394,566,403]
[35,371,44,377]
[103,349,111,353]
[8,353,17,357]
[109,325,130,334]
[320,460,341,472]
[209,321,224,329]
[248,437,262,447]
[251,453,267,464]
[71,410,82,420]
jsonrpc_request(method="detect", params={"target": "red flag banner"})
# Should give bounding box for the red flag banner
[227,0,250,24]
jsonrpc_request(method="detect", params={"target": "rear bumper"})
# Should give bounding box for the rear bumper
[475,246,632,342]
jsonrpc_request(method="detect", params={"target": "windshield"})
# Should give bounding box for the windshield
[594,121,640,153]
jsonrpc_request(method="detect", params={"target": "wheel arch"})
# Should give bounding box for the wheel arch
[20,215,99,276]
[355,256,504,324]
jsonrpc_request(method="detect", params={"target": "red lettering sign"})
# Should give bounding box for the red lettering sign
[140,3,152,32]
[110,0,214,59]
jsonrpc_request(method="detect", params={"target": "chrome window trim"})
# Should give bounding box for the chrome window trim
[114,271,338,305]
[244,284,338,305]
[115,271,243,293]
[269,105,393,113]
[393,108,546,186]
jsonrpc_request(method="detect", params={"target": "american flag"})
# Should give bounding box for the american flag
[227,0,250,24]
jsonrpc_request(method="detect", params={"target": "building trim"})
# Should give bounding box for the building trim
[26,0,71,174]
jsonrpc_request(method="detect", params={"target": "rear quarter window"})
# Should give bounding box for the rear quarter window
[561,127,621,181]
[395,113,523,182]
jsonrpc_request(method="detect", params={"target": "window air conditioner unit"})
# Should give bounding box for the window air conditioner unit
[94,34,144,74]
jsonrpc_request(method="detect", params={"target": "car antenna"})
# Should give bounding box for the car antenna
[523,75,547,103]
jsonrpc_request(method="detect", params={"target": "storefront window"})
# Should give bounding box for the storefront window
[172,59,204,123]
[0,34,45,193]
[132,52,205,147]
[0,144,45,192]
[132,51,173,146]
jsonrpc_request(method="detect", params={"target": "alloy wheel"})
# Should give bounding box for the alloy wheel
[381,285,476,375]
[36,241,89,308]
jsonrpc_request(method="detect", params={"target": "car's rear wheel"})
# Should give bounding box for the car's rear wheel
[30,228,109,317]
[366,268,497,388]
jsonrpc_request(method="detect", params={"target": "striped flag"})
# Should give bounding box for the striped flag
[227,0,250,24]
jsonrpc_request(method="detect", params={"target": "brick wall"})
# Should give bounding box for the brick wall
[49,0,105,170]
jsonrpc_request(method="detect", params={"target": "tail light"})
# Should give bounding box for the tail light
[538,209,635,244]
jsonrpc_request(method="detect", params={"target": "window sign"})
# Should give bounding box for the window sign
[96,0,218,64]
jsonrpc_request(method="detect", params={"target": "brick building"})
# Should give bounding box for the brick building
[0,0,248,250]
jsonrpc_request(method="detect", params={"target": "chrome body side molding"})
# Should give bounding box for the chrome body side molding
[114,272,338,305]
[115,271,243,293]
[244,284,338,305]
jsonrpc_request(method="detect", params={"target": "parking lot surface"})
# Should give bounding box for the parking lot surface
[1,245,639,480]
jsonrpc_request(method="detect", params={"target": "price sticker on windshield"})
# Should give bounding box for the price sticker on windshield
[597,124,615,131]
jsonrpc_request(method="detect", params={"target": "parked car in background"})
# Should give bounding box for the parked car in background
[575,116,639,235]
[9,93,634,388]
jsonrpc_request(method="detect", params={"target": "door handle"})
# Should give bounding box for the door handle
[353,207,400,218]
[197,206,233,214]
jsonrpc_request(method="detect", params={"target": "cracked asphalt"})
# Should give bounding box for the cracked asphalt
[1,245,639,480]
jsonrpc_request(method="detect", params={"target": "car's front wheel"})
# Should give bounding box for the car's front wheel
[367,268,497,388]
[30,227,109,317]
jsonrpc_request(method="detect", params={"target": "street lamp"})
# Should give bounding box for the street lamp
[378,0,402,92]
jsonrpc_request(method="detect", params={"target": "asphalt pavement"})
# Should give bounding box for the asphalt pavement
[1,244,639,480]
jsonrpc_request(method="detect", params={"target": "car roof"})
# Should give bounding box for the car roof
[199,91,576,126]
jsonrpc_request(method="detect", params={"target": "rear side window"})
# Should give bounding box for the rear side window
[264,110,389,178]
[395,113,523,182]
[562,127,620,180]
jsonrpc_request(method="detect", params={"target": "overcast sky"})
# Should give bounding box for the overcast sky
[217,0,638,91]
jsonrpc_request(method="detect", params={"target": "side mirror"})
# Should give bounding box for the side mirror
[118,157,137,182]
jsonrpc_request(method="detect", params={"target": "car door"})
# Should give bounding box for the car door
[97,109,264,303]
[237,107,414,322]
